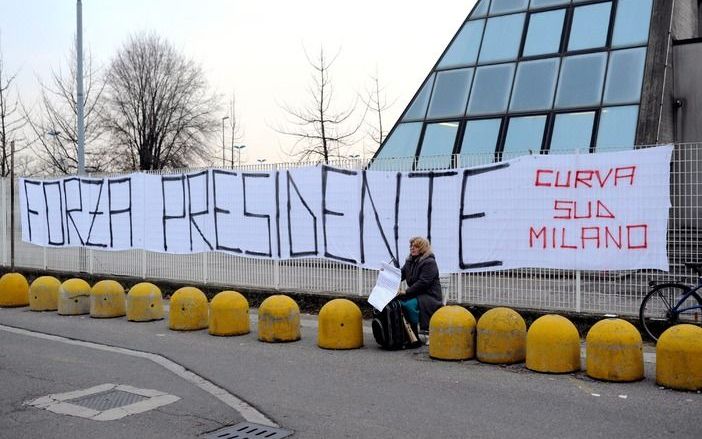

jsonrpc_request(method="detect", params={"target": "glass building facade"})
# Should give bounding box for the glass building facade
[373,0,654,168]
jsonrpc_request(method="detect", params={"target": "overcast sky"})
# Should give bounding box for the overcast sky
[0,0,476,164]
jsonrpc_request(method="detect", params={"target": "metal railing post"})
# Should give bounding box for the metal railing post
[203,252,208,284]
[142,249,147,279]
[274,260,280,291]
[575,270,582,313]
[356,265,363,296]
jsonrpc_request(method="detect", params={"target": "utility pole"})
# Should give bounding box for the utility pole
[10,140,14,270]
[76,1,87,274]
[76,0,85,175]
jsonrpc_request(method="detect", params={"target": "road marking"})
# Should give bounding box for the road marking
[0,323,277,427]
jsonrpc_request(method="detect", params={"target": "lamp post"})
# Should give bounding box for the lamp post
[221,116,229,167]
[76,0,85,175]
[232,144,246,168]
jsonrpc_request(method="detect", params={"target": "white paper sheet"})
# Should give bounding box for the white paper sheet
[367,262,402,311]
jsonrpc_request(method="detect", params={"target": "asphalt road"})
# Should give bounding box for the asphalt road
[0,305,700,439]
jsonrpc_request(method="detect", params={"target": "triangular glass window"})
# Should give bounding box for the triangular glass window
[401,74,435,122]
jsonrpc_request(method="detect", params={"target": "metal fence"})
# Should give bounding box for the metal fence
[2,143,701,317]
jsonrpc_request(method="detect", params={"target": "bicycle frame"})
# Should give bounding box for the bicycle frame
[672,281,702,316]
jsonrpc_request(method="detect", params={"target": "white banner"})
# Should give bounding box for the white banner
[19,146,673,273]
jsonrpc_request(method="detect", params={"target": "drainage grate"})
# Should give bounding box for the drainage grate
[204,422,293,439]
[67,389,148,411]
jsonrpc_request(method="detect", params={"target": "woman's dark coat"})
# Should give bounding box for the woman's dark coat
[401,252,443,330]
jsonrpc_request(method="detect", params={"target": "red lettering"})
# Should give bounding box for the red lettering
[581,227,601,249]
[555,171,571,188]
[605,226,622,249]
[615,166,636,186]
[529,225,650,250]
[596,200,615,219]
[560,228,577,249]
[573,201,592,219]
[627,224,648,249]
[595,169,613,188]
[535,169,553,187]
[553,200,573,219]
[574,170,594,188]
[529,227,547,249]
[552,228,556,248]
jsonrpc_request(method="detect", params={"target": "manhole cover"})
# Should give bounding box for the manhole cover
[67,389,148,411]
[204,422,293,439]
[25,383,180,421]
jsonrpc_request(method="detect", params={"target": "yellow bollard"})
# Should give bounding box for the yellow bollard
[29,276,61,311]
[258,295,300,343]
[90,280,126,318]
[476,307,526,364]
[526,314,581,373]
[586,318,643,382]
[57,279,91,315]
[209,291,250,336]
[127,282,164,322]
[169,287,208,331]
[429,306,476,361]
[318,299,363,350]
[656,324,702,391]
[0,273,30,307]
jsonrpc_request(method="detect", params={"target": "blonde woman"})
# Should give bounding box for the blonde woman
[398,236,443,336]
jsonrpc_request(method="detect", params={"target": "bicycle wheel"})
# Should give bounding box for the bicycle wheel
[639,284,702,341]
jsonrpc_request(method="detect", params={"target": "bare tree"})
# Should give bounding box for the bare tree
[277,47,362,164]
[360,68,394,154]
[23,46,108,175]
[103,33,219,171]
[0,40,26,176]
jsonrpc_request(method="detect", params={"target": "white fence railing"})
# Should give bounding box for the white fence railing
[3,144,701,316]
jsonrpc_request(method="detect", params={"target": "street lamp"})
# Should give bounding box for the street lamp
[221,116,229,167]
[232,144,246,168]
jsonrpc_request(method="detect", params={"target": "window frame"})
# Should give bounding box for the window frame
[372,0,655,165]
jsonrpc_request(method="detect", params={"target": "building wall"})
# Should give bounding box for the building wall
[673,40,702,142]
[637,0,699,145]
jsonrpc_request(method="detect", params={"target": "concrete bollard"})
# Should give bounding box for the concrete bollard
[317,299,363,350]
[90,280,126,318]
[586,318,643,382]
[209,291,250,336]
[0,273,30,307]
[258,295,301,343]
[526,314,580,373]
[29,276,61,311]
[476,307,526,364]
[169,287,208,331]
[656,324,702,391]
[126,282,164,322]
[429,306,476,361]
[57,279,91,315]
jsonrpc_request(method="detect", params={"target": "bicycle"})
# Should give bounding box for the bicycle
[639,262,702,341]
